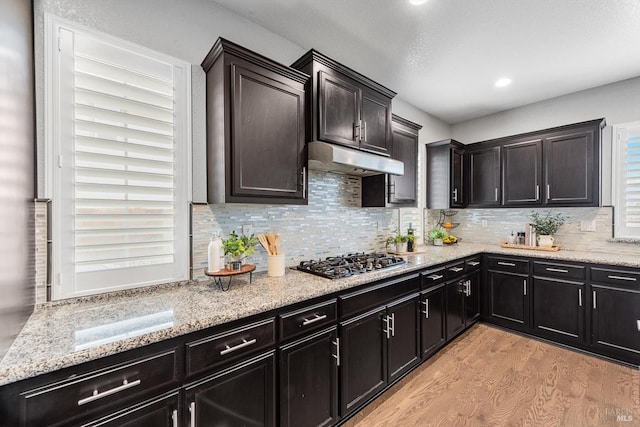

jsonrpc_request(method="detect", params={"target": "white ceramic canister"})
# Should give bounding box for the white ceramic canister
[267,254,285,277]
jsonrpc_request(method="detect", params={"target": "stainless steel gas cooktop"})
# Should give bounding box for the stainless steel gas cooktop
[296,253,406,279]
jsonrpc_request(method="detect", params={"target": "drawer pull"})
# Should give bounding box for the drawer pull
[546,267,569,273]
[468,261,480,267]
[449,267,464,273]
[426,274,443,280]
[220,338,257,356]
[301,314,327,326]
[498,261,516,267]
[607,275,637,282]
[77,379,141,406]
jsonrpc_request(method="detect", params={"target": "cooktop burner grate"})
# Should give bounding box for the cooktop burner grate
[296,252,406,279]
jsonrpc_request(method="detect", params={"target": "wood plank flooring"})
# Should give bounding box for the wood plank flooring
[343,324,639,427]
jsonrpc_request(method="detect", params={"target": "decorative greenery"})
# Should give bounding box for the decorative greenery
[428,226,448,241]
[529,211,566,235]
[222,231,259,258]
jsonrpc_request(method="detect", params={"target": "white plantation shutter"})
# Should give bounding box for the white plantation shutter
[614,122,640,238]
[49,16,190,299]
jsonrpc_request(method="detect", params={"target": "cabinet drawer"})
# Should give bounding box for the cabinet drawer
[279,299,337,341]
[533,261,585,281]
[422,267,446,288]
[465,257,482,270]
[21,349,178,427]
[339,273,420,318]
[445,261,466,279]
[591,267,640,288]
[488,256,529,274]
[186,318,275,376]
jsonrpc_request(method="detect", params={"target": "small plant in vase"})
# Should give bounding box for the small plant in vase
[529,211,566,247]
[428,227,448,246]
[222,231,259,270]
[386,232,409,253]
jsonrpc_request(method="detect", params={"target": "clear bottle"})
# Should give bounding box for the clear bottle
[208,230,222,273]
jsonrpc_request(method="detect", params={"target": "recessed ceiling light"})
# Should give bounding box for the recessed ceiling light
[409,0,429,5]
[494,78,512,88]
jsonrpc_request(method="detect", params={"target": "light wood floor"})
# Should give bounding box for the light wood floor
[343,324,639,427]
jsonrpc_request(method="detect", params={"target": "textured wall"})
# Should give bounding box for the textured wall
[425,206,640,255]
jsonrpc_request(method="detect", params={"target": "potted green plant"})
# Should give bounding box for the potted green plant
[529,211,566,247]
[386,232,409,253]
[222,231,259,269]
[428,227,448,246]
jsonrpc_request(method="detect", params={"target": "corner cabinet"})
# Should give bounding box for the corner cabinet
[362,115,421,207]
[202,38,309,204]
[292,49,395,156]
[426,139,465,209]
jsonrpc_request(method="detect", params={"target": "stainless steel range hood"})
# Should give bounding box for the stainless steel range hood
[307,141,404,177]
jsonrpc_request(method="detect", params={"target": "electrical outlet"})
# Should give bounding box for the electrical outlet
[241,224,253,235]
[579,220,596,232]
[481,220,488,228]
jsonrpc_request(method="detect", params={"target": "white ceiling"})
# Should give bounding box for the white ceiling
[210,0,640,124]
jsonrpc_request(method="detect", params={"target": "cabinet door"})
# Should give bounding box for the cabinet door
[445,279,465,340]
[532,277,585,344]
[544,128,596,205]
[231,63,306,201]
[185,351,275,427]
[386,294,420,383]
[503,139,542,206]
[360,87,392,155]
[468,146,501,207]
[487,271,530,331]
[339,308,387,416]
[464,270,481,325]
[451,147,465,208]
[591,285,640,363]
[82,392,179,427]
[388,121,418,206]
[279,328,338,427]
[318,70,360,148]
[420,286,446,358]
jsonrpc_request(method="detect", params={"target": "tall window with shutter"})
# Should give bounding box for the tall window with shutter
[47,16,191,299]
[614,122,640,239]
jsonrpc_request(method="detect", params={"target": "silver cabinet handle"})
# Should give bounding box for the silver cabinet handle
[383,315,391,339]
[172,409,178,427]
[449,267,464,273]
[535,185,540,201]
[637,320,640,332]
[468,261,480,267]
[498,261,516,267]
[422,299,429,319]
[353,121,359,140]
[301,166,306,195]
[523,279,527,296]
[593,290,597,309]
[546,268,569,273]
[426,274,443,280]
[466,280,472,297]
[362,120,367,142]
[220,338,257,355]
[547,184,551,199]
[578,289,582,307]
[608,275,637,282]
[390,312,395,337]
[332,338,340,366]
[453,187,458,202]
[190,401,196,427]
[77,379,141,406]
[495,187,498,202]
[302,313,327,326]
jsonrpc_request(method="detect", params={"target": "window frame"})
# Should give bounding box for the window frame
[612,120,640,239]
[45,14,192,299]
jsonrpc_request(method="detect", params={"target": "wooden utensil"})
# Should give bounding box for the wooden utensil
[258,234,271,255]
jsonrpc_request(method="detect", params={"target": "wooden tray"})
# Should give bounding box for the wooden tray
[499,241,562,252]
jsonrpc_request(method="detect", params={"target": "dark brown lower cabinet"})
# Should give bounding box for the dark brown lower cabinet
[486,270,530,331]
[532,277,585,344]
[386,295,420,382]
[445,279,465,340]
[82,391,179,427]
[184,351,275,427]
[279,327,338,427]
[591,284,640,364]
[420,285,446,358]
[465,270,481,325]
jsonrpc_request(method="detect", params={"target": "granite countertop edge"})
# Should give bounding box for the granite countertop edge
[1,244,638,387]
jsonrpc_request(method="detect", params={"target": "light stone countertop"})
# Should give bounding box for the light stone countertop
[0,243,638,387]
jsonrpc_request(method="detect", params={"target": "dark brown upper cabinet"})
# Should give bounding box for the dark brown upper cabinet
[466,118,604,208]
[468,146,501,207]
[292,50,395,156]
[362,115,421,207]
[202,38,309,204]
[503,138,543,206]
[426,139,465,209]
